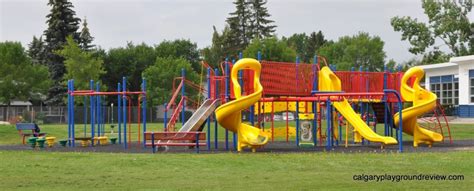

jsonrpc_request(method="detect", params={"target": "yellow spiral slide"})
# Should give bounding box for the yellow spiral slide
[215,58,269,152]
[394,67,443,147]
[318,66,398,145]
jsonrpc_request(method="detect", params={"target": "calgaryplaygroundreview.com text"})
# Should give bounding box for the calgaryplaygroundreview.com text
[353,174,465,182]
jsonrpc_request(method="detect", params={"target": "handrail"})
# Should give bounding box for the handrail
[166,96,186,131]
[167,80,184,111]
[383,89,403,152]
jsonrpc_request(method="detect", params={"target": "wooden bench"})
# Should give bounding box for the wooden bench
[16,123,47,144]
[144,132,206,153]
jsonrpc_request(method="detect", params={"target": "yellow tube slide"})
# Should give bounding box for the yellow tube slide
[215,58,269,152]
[319,66,397,145]
[393,67,443,147]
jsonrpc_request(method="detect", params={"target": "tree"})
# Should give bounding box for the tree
[391,0,473,64]
[243,37,297,62]
[103,43,156,97]
[0,42,51,120]
[202,25,235,67]
[79,18,95,51]
[226,0,252,51]
[28,36,46,65]
[43,0,81,105]
[56,36,105,96]
[284,31,327,63]
[155,39,200,72]
[305,31,327,62]
[143,57,200,105]
[284,33,307,59]
[249,0,276,39]
[318,32,386,71]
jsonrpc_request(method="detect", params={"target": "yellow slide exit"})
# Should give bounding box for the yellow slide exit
[318,66,398,145]
[393,67,443,147]
[215,58,269,152]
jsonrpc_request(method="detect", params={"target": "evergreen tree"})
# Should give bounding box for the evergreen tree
[249,0,276,39]
[43,0,81,105]
[27,36,46,65]
[79,18,95,51]
[202,25,235,67]
[226,0,252,52]
[304,31,327,62]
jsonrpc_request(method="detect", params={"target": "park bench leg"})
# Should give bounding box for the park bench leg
[195,133,199,153]
[152,133,155,153]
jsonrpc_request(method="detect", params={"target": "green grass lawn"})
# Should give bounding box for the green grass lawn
[0,151,472,190]
[0,121,472,190]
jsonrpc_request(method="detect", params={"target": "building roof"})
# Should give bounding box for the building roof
[418,62,458,70]
[0,101,32,106]
[450,55,474,63]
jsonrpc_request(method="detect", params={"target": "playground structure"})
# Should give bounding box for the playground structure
[62,52,453,153]
[160,52,452,152]
[67,77,147,149]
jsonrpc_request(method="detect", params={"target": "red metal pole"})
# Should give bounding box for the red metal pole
[137,96,141,149]
[286,101,289,142]
[127,96,132,145]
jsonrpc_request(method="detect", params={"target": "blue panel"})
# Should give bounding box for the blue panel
[458,105,474,118]
[469,70,474,78]
[441,75,453,83]
[430,76,440,83]
[458,105,469,117]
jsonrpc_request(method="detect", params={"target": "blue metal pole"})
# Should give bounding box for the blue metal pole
[67,80,71,146]
[71,80,75,147]
[96,82,100,140]
[122,77,127,149]
[225,57,229,151]
[206,68,211,150]
[295,56,300,146]
[214,68,219,149]
[234,56,241,150]
[90,80,94,146]
[181,68,186,126]
[142,78,147,147]
[117,83,121,144]
[383,90,403,152]
[383,65,388,136]
[296,101,300,147]
[326,98,332,150]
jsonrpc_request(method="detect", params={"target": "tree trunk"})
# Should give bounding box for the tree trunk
[2,106,6,122]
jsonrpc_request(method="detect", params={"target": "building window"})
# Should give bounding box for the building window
[431,83,441,102]
[430,75,458,105]
[454,82,459,105]
[471,78,474,103]
[442,83,453,104]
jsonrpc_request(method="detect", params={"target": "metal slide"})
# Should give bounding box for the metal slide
[158,99,220,148]
[177,99,220,133]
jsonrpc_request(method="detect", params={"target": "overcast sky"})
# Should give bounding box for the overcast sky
[0,0,446,63]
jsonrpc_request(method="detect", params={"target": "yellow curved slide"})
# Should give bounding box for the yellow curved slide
[393,67,443,147]
[215,58,269,152]
[319,66,398,145]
